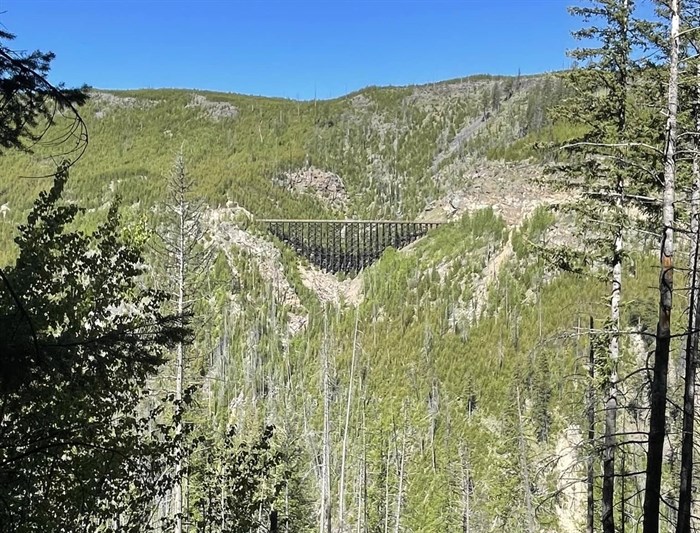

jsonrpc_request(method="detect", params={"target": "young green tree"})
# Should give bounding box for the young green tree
[193,425,293,533]
[0,164,186,531]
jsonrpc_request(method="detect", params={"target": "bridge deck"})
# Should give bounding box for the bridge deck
[259,219,444,224]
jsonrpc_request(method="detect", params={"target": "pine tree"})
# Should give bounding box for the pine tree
[555,2,643,529]
[157,150,210,532]
[0,30,87,154]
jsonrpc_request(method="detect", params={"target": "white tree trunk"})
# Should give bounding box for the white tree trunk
[174,161,186,533]
[320,310,332,533]
[339,310,360,532]
[676,44,700,533]
[516,388,536,533]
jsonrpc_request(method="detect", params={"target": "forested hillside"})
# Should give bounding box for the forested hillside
[0,72,566,263]
[3,1,700,532]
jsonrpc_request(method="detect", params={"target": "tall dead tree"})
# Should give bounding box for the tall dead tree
[459,445,472,533]
[159,150,208,533]
[319,309,332,533]
[558,3,637,529]
[516,388,536,533]
[644,2,680,532]
[676,33,700,533]
[339,310,360,531]
[588,317,596,533]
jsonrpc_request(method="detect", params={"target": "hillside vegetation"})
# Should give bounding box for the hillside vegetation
[3,21,691,529]
[0,74,566,263]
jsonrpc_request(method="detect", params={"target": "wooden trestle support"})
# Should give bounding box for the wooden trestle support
[259,219,443,274]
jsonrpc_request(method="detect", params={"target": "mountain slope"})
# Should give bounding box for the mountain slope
[0,73,567,264]
[1,73,641,531]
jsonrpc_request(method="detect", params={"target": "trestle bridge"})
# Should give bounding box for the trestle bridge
[259,219,444,274]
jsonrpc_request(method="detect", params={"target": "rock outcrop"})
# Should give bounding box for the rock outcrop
[275,166,348,211]
[90,91,160,119]
[186,94,238,121]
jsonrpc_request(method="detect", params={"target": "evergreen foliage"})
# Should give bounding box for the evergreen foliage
[0,164,185,531]
[6,5,700,530]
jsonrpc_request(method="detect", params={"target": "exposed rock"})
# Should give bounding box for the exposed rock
[468,234,513,322]
[440,233,514,331]
[90,91,160,119]
[349,93,372,110]
[554,426,586,533]
[298,263,363,307]
[420,160,568,226]
[224,201,255,223]
[206,208,305,338]
[186,94,238,121]
[275,166,348,210]
[430,115,489,173]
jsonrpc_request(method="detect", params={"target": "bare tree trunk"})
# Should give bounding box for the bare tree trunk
[429,379,439,473]
[676,55,700,533]
[394,417,406,533]
[364,453,368,533]
[621,450,626,533]
[339,311,360,532]
[588,316,596,533]
[174,345,184,533]
[320,310,332,533]
[516,388,536,533]
[644,3,679,532]
[384,441,390,533]
[220,460,226,533]
[174,157,187,533]
[285,485,290,533]
[459,445,471,533]
[355,459,363,533]
[603,217,622,533]
[160,150,209,532]
[361,371,368,533]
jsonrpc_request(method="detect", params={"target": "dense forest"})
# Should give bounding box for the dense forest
[4,1,700,532]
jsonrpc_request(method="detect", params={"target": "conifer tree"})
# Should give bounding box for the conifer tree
[157,150,210,533]
[0,30,87,155]
[555,1,643,530]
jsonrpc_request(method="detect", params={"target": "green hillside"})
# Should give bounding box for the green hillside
[0,74,566,263]
[194,197,669,531]
[2,71,674,532]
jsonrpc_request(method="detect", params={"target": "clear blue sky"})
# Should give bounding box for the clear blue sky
[1,0,577,100]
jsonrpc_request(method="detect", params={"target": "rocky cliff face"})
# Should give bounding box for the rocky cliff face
[274,166,348,212]
[420,160,567,225]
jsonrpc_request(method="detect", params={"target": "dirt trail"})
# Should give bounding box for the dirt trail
[467,232,514,321]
